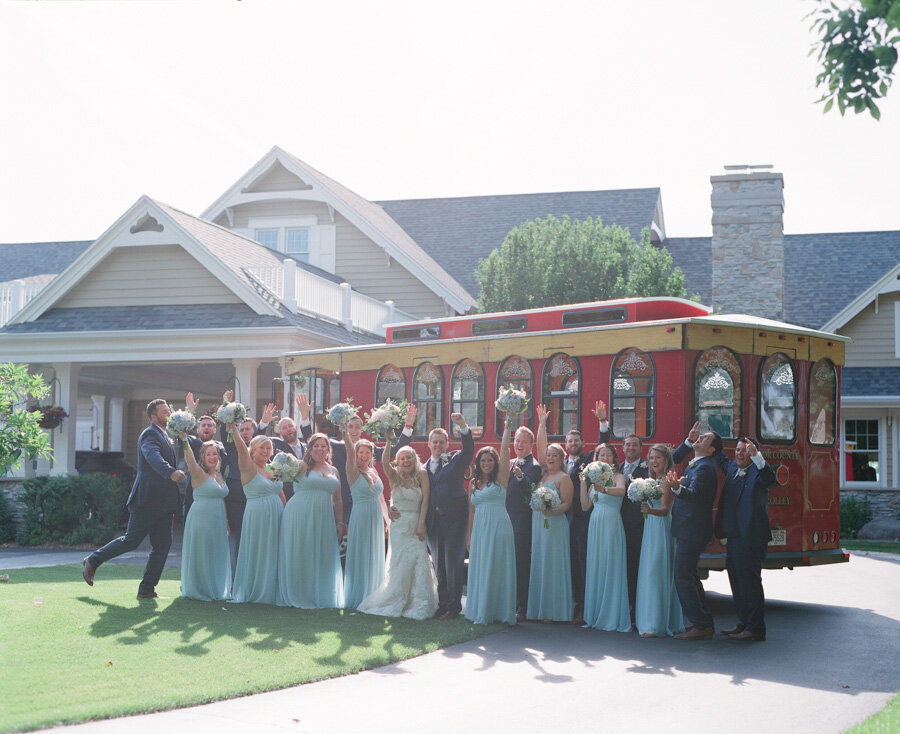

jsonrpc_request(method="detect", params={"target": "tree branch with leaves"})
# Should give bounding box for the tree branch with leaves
[0,364,54,476]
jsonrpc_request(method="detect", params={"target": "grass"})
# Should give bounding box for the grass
[844,691,900,734]
[841,540,900,554]
[0,564,504,732]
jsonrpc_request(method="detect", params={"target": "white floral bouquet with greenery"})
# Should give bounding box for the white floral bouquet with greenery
[363,399,407,441]
[267,451,302,482]
[627,477,663,517]
[529,485,561,528]
[216,401,247,442]
[581,461,615,489]
[165,408,197,439]
[326,399,358,427]
[495,386,528,415]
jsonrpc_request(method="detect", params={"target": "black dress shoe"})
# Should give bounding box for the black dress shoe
[729,629,766,641]
[82,558,95,586]
[438,611,459,620]
[136,591,159,599]
[675,627,714,640]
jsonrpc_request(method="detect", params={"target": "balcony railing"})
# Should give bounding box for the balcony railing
[0,280,47,328]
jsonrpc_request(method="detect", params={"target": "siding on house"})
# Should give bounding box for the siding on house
[56,245,242,309]
[841,295,900,368]
[230,200,333,227]
[248,161,313,192]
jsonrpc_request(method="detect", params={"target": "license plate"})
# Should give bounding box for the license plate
[768,529,786,546]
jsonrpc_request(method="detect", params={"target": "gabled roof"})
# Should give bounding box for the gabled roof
[202,146,475,312]
[0,240,91,285]
[378,188,663,296]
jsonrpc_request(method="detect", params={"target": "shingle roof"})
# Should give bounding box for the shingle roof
[377,189,661,296]
[0,241,91,283]
[841,367,900,396]
[663,231,900,330]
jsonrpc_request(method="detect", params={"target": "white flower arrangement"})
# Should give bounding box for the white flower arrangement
[581,461,615,490]
[326,400,358,428]
[529,485,562,528]
[363,399,408,441]
[439,452,452,465]
[166,408,197,439]
[494,386,529,415]
[627,477,663,517]
[267,451,302,482]
[216,401,247,442]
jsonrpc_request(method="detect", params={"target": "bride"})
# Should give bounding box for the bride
[357,433,438,620]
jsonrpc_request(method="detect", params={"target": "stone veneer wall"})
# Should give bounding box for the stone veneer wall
[840,488,900,520]
[710,170,785,321]
[0,479,26,535]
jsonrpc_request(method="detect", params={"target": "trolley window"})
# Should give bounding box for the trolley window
[392,325,441,342]
[450,358,485,438]
[495,355,533,438]
[375,364,406,404]
[759,353,797,443]
[472,317,527,335]
[808,359,837,446]
[540,353,581,440]
[611,347,656,439]
[561,307,627,327]
[693,347,742,439]
[412,362,443,439]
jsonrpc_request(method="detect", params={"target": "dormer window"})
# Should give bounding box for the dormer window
[247,215,335,272]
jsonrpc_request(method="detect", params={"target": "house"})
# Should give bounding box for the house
[1,150,897,518]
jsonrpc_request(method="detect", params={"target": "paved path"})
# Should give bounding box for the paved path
[6,549,898,734]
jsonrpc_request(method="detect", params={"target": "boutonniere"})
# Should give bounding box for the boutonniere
[688,457,700,468]
[735,467,747,478]
[639,460,649,469]
[439,452,452,465]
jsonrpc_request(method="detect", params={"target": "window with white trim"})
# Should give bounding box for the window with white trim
[255,228,279,251]
[247,215,336,272]
[286,228,310,262]
[843,417,882,485]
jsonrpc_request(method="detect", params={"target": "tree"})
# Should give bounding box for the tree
[0,364,53,476]
[474,215,688,313]
[810,0,900,119]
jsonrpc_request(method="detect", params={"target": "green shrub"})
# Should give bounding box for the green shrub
[0,491,17,543]
[840,495,873,539]
[16,473,129,546]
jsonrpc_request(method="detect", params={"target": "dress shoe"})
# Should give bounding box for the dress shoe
[720,625,745,636]
[729,629,766,641]
[438,611,459,621]
[515,610,527,623]
[136,591,159,599]
[82,558,95,586]
[432,609,446,619]
[674,627,714,640]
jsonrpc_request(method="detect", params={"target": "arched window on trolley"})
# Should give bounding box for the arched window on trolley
[450,358,485,438]
[611,347,655,439]
[495,355,533,438]
[693,346,743,439]
[808,358,837,447]
[759,352,797,444]
[411,361,443,439]
[375,364,406,404]
[540,352,581,440]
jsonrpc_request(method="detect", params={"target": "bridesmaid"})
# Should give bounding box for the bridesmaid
[230,430,283,604]
[581,443,631,632]
[529,405,574,622]
[277,433,344,609]
[179,436,231,601]
[465,415,517,625]
[342,427,388,609]
[635,444,685,637]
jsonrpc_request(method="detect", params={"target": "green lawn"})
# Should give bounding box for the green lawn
[844,691,900,734]
[842,540,900,554]
[0,564,504,732]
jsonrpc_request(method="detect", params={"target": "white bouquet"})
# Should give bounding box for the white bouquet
[627,477,663,517]
[165,408,197,439]
[363,399,407,441]
[495,386,528,415]
[216,401,247,442]
[581,461,615,490]
[529,485,561,528]
[267,452,302,482]
[326,400,358,427]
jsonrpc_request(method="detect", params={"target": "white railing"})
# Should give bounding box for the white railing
[245,261,416,336]
[0,280,47,327]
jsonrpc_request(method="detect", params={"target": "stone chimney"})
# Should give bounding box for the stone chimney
[710,166,784,320]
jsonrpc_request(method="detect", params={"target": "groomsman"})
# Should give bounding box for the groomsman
[82,399,185,598]
[424,413,474,620]
[507,426,542,622]
[670,430,722,639]
[619,433,648,626]
[714,434,775,641]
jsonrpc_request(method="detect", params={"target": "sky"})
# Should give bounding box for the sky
[1,0,898,245]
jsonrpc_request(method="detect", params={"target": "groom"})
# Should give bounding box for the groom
[423,413,474,620]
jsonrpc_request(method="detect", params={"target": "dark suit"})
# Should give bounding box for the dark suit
[714,453,776,635]
[671,443,719,631]
[89,423,180,595]
[426,429,475,616]
[506,454,542,614]
[618,458,648,621]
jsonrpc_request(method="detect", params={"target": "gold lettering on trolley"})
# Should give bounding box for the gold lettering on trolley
[762,450,800,461]
[768,496,790,506]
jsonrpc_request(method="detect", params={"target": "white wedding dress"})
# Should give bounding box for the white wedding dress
[357,482,439,620]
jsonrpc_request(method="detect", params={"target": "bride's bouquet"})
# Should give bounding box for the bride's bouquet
[529,485,561,528]
[216,401,247,442]
[363,399,408,441]
[267,451,302,482]
[627,477,663,517]
[494,386,528,415]
[165,408,197,439]
[326,400,358,428]
[581,461,615,493]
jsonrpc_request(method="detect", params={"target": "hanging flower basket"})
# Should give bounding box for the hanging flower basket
[30,404,68,429]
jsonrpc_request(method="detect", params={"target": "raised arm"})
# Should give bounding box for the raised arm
[380,432,399,484]
[536,403,549,462]
[343,426,360,485]
[180,433,206,488]
[231,423,257,484]
[593,399,610,444]
[497,416,512,489]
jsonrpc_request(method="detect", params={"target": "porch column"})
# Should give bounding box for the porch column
[232,359,261,418]
[91,394,107,451]
[50,362,81,476]
[108,398,125,452]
